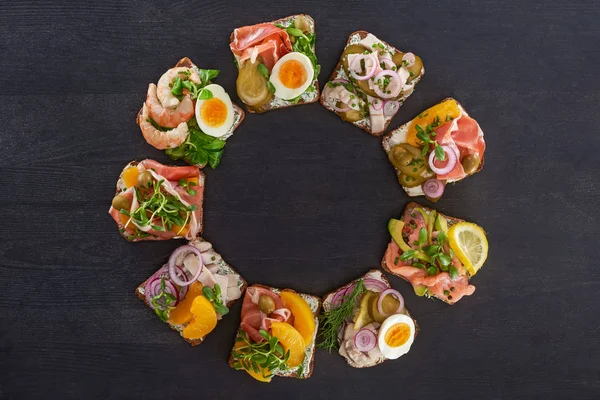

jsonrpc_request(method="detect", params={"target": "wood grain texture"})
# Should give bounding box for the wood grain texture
[1,0,599,399]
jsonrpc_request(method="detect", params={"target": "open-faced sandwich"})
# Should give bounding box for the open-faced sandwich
[136,57,245,169]
[108,159,204,242]
[230,14,320,113]
[320,31,424,136]
[229,284,321,382]
[382,98,486,199]
[382,202,489,304]
[318,270,417,368]
[136,240,246,345]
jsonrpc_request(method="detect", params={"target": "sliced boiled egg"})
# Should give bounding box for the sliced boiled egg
[195,84,234,138]
[269,52,314,100]
[377,313,415,360]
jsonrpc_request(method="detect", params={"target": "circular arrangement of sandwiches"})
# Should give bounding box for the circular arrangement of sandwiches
[109,14,491,382]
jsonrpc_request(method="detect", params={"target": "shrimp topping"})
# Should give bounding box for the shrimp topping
[139,103,189,150]
[146,83,194,128]
[157,67,201,108]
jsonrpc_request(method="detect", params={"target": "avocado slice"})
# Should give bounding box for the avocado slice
[434,214,449,233]
[427,210,437,245]
[388,219,412,252]
[413,285,428,297]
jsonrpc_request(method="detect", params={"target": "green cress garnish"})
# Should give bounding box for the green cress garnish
[151,277,177,322]
[317,279,366,352]
[202,284,229,315]
[232,329,291,378]
[416,115,446,161]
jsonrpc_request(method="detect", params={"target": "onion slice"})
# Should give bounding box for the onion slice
[145,276,180,310]
[354,328,377,352]
[428,145,457,175]
[350,53,378,81]
[423,178,445,199]
[168,245,204,287]
[363,277,389,293]
[373,70,403,99]
[376,289,404,318]
[402,52,416,67]
[383,100,400,116]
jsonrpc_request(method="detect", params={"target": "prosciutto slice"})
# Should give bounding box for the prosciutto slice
[240,286,292,343]
[230,23,292,71]
[108,159,204,242]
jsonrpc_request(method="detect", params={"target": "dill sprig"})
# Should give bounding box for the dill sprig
[317,279,366,352]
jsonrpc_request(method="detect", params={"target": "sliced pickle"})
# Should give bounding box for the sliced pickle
[236,59,273,107]
[399,173,426,188]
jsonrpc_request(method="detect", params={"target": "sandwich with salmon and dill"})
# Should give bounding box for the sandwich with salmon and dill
[108,159,204,242]
[230,14,320,113]
[382,202,489,304]
[382,98,486,199]
[321,31,424,136]
[318,270,417,368]
[136,239,246,345]
[229,284,321,382]
[137,57,245,169]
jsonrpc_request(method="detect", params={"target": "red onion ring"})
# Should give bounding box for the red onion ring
[423,178,445,199]
[371,98,383,111]
[145,276,180,310]
[383,100,400,116]
[168,245,203,287]
[373,70,403,99]
[376,288,404,318]
[363,277,389,293]
[350,53,378,81]
[402,52,416,67]
[428,145,457,175]
[354,328,377,352]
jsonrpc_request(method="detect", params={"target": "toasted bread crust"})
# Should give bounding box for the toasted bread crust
[230,14,320,114]
[228,284,321,379]
[135,57,245,156]
[380,202,467,305]
[320,269,418,368]
[135,241,248,346]
[320,30,424,137]
[381,98,485,194]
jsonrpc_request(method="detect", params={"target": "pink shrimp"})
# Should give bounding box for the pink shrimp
[146,83,194,128]
[157,67,201,108]
[139,103,189,150]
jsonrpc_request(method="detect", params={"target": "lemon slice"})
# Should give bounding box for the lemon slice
[448,222,488,276]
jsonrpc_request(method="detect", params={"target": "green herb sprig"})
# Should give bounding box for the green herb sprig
[150,277,177,322]
[166,125,226,169]
[232,329,290,379]
[178,178,197,196]
[317,279,366,352]
[202,284,229,315]
[416,115,445,160]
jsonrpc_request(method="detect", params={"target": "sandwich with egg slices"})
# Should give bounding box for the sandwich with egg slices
[108,159,204,242]
[382,202,489,304]
[229,284,321,382]
[136,239,247,346]
[318,270,418,368]
[320,31,424,136]
[230,14,320,113]
[382,98,486,199]
[136,57,245,169]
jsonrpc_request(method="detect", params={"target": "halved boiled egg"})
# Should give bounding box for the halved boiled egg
[269,52,314,100]
[195,84,234,138]
[377,313,415,360]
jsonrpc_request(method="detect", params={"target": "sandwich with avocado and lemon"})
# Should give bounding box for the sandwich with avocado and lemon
[381,202,489,304]
[318,270,418,368]
[381,98,486,199]
[229,284,321,382]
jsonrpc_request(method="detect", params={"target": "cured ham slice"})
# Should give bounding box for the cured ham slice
[230,23,292,71]
[240,286,292,343]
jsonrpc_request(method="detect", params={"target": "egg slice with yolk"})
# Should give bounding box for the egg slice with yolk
[269,52,314,100]
[377,313,415,360]
[195,84,234,138]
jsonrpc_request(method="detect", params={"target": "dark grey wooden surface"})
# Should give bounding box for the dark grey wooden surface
[1,1,599,398]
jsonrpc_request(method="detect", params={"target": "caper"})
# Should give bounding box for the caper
[341,109,362,122]
[399,173,426,188]
[111,194,131,210]
[137,171,153,188]
[294,15,311,34]
[390,145,412,168]
[462,154,481,175]
[258,295,275,314]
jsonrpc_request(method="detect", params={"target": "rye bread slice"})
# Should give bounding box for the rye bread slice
[320,31,425,136]
[230,14,320,114]
[135,57,245,162]
[381,98,485,197]
[110,160,205,242]
[381,202,471,305]
[135,238,247,346]
[321,269,418,368]
[228,284,321,380]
